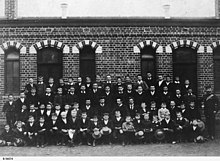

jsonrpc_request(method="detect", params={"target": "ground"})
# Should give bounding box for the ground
[0,140,220,156]
[0,120,220,156]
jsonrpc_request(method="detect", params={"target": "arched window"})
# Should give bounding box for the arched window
[37,47,62,83]
[213,46,220,94]
[5,47,20,94]
[173,47,197,93]
[79,45,96,81]
[140,46,156,77]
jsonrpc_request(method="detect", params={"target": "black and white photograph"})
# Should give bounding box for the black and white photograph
[0,0,220,158]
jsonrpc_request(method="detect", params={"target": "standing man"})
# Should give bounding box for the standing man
[202,85,219,140]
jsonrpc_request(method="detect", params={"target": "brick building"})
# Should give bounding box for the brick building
[0,0,220,116]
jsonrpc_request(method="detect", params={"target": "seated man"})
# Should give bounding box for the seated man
[160,113,176,144]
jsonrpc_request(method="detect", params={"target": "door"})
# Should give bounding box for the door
[37,47,62,84]
[173,47,197,94]
[79,45,96,81]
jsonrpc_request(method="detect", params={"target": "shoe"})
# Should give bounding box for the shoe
[36,144,40,148]
[172,141,176,144]
[109,142,112,145]
[122,142,125,146]
[211,136,215,140]
[78,142,82,146]
[41,145,45,148]
[13,142,17,147]
[87,142,91,146]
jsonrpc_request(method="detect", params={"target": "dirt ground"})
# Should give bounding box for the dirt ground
[0,140,220,156]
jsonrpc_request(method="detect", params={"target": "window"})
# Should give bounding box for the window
[5,47,20,94]
[213,46,220,94]
[173,47,197,93]
[37,47,62,83]
[140,46,156,77]
[79,45,96,81]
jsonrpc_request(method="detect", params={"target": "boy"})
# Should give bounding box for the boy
[97,97,110,119]
[45,103,53,123]
[82,99,97,119]
[112,97,129,119]
[160,113,175,143]
[141,113,153,143]
[47,113,60,145]
[42,87,54,105]
[188,101,201,122]
[139,102,149,119]
[127,97,138,119]
[36,76,46,97]
[54,103,62,121]
[27,87,40,107]
[158,102,170,121]
[134,85,147,107]
[13,121,26,146]
[36,116,47,148]
[58,112,70,146]
[149,101,157,120]
[72,102,82,118]
[122,115,135,145]
[47,77,57,95]
[28,104,38,120]
[65,86,79,105]
[24,115,37,146]
[89,115,102,147]
[0,124,16,146]
[133,113,145,144]
[78,112,91,146]
[174,111,189,143]
[36,104,46,121]
[188,119,204,143]
[100,113,113,145]
[2,94,16,127]
[54,87,65,108]
[63,104,71,119]
[15,104,29,124]
[112,111,124,145]
[68,110,79,147]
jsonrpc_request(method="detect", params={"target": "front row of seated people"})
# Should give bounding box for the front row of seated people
[0,109,205,148]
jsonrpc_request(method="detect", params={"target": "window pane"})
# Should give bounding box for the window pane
[6,52,19,60]
[141,59,155,76]
[5,61,20,94]
[38,48,62,64]
[80,45,95,60]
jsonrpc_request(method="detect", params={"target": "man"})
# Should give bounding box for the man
[36,76,46,97]
[201,85,219,140]
[26,87,40,107]
[134,74,148,91]
[144,72,155,88]
[57,78,68,95]
[89,82,102,106]
[15,92,28,113]
[2,94,16,127]
[25,78,37,95]
[146,85,159,106]
[155,75,166,95]
[65,86,79,105]
[47,77,57,95]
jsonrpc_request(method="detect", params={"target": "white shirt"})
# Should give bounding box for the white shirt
[20,98,25,103]
[104,120,108,125]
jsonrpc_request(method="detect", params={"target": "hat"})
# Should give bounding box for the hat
[101,127,111,135]
[196,136,204,143]
[154,129,165,141]
[197,120,205,132]
[103,113,109,116]
[92,129,102,139]
[15,138,25,147]
[135,131,144,139]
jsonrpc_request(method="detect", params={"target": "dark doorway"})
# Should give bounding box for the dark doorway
[173,47,197,94]
[140,46,156,78]
[79,45,96,81]
[37,47,63,84]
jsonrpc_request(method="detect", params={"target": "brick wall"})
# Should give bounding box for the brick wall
[0,19,220,118]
